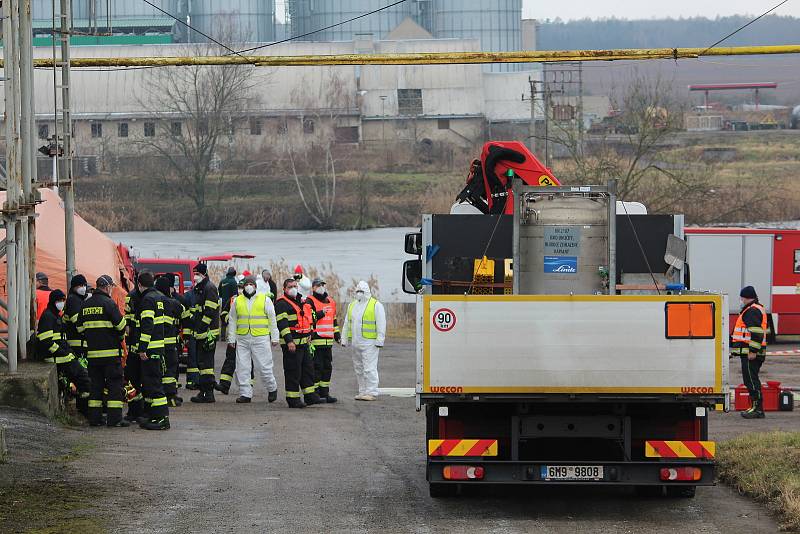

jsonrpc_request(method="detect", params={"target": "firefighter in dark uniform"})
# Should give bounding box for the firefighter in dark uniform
[190,263,221,404]
[77,275,129,427]
[732,285,768,419]
[156,276,184,407]
[216,278,243,395]
[36,289,91,417]
[308,278,339,403]
[275,278,323,408]
[63,274,89,363]
[136,270,170,430]
[179,283,199,389]
[124,278,145,422]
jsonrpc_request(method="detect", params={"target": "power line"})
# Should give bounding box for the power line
[701,0,791,54]
[139,0,246,58]
[60,0,410,72]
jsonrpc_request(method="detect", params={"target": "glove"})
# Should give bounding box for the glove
[308,344,316,358]
[334,332,341,344]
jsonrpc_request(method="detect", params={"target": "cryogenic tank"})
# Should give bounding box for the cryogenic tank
[432,0,522,72]
[516,193,611,295]
[298,0,415,41]
[190,0,275,43]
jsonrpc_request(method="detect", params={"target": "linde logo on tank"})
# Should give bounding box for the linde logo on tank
[544,256,578,273]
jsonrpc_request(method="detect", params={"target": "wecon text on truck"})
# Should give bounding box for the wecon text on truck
[402,142,728,498]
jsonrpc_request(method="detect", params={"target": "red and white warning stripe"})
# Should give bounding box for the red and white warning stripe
[767,349,800,356]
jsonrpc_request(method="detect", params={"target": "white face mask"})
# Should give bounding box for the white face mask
[314,287,325,296]
[286,287,298,298]
[193,274,203,284]
[75,286,87,296]
[244,285,256,296]
[55,301,65,311]
[356,290,366,302]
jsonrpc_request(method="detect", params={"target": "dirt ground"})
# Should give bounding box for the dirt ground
[1,341,797,533]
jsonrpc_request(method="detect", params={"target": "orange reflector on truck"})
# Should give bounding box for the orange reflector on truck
[428,439,498,457]
[645,440,716,459]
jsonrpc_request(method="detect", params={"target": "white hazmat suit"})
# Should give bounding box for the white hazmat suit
[341,281,386,398]
[226,292,280,399]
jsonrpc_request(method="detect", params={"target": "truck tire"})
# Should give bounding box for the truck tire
[429,483,457,498]
[665,485,696,498]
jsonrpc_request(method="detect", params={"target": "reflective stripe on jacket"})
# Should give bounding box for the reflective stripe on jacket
[732,302,767,356]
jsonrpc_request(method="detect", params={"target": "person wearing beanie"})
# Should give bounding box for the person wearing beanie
[36,289,91,418]
[64,274,89,362]
[190,263,221,404]
[134,270,170,430]
[226,275,280,404]
[218,266,239,338]
[155,276,185,407]
[77,275,129,427]
[732,285,768,419]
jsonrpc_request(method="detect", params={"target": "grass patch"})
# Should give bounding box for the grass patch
[0,483,106,533]
[718,431,800,531]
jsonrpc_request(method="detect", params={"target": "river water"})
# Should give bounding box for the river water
[107,227,417,302]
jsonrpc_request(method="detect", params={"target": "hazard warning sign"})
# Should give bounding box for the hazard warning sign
[432,308,457,332]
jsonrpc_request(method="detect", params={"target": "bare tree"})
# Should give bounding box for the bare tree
[280,72,355,228]
[546,73,766,222]
[138,26,261,223]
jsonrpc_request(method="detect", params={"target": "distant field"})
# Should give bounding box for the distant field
[77,130,800,231]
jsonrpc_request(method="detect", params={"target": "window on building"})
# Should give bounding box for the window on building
[334,126,359,144]
[171,122,182,136]
[250,118,262,135]
[91,122,103,138]
[144,122,155,137]
[437,118,450,130]
[277,119,288,136]
[397,89,423,116]
[118,122,129,138]
[303,118,315,134]
[38,124,49,139]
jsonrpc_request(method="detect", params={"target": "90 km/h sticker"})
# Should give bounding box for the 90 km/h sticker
[432,308,457,332]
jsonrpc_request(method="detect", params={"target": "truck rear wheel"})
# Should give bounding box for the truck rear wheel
[665,485,696,498]
[429,483,458,498]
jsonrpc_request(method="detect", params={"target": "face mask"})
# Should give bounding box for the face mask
[193,274,203,284]
[55,301,65,311]
[244,285,256,296]
[75,286,87,296]
[314,287,326,296]
[286,287,298,298]
[356,291,366,302]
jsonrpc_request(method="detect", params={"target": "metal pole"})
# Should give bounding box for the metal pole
[528,76,536,155]
[19,0,36,356]
[60,0,76,286]
[3,0,20,373]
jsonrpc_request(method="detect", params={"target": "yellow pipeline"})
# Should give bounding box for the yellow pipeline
[15,44,800,68]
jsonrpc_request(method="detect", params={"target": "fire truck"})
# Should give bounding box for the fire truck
[132,253,255,293]
[685,227,800,338]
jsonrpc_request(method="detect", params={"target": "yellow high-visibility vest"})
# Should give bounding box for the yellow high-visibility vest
[346,298,377,340]
[235,293,270,337]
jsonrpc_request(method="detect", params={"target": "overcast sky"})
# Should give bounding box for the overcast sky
[274,1,799,24]
[522,0,799,21]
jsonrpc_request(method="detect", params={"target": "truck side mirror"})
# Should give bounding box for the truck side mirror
[402,259,422,294]
[405,232,422,256]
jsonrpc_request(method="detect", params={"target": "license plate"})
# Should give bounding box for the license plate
[541,465,604,481]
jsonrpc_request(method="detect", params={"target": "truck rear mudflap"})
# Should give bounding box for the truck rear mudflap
[427,459,716,486]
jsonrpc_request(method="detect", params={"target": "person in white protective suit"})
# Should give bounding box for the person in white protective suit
[341,281,386,401]
[226,275,281,404]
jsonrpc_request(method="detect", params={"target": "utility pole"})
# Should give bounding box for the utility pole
[526,76,536,155]
[58,0,76,287]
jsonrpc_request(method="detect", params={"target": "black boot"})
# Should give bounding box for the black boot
[742,398,766,419]
[268,390,278,403]
[304,392,323,406]
[140,416,170,430]
[235,396,251,404]
[76,396,90,418]
[287,397,306,408]
[107,419,131,428]
[124,399,143,422]
[190,390,215,403]
[214,382,230,395]
[168,397,183,407]
[324,395,338,404]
